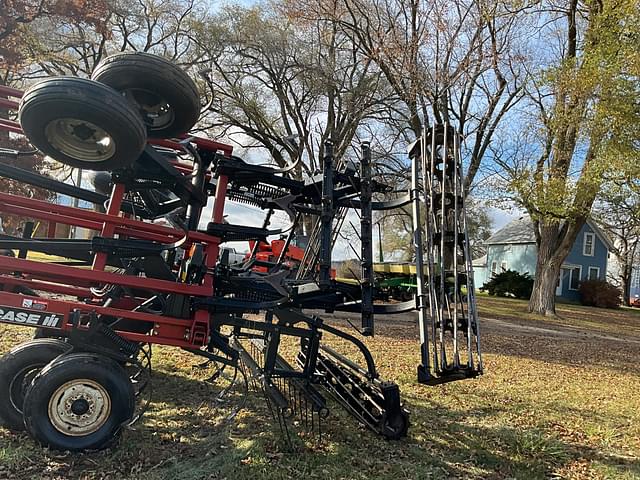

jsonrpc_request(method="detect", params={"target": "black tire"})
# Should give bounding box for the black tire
[92,52,200,138]
[23,353,135,451]
[0,339,69,431]
[18,77,147,171]
[381,409,409,440]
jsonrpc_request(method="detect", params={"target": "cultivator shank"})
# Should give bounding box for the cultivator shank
[0,54,482,451]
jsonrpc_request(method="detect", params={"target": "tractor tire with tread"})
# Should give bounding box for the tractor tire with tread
[0,339,69,431]
[19,77,147,171]
[92,52,200,138]
[23,352,135,451]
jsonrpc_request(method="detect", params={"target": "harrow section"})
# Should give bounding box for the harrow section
[0,53,481,451]
[410,125,483,385]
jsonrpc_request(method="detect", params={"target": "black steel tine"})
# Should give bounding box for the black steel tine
[279,407,293,449]
[299,390,304,424]
[288,381,295,415]
[311,409,315,433]
[263,385,275,419]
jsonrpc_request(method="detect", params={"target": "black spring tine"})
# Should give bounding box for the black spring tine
[299,390,304,424]
[278,407,293,449]
[275,406,285,443]
[225,364,249,423]
[263,385,275,419]
[274,405,283,434]
[216,366,239,402]
[283,409,292,447]
[287,380,295,415]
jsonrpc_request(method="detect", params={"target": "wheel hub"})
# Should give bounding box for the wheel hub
[48,379,111,436]
[124,88,174,130]
[70,123,96,141]
[45,118,116,162]
[70,398,90,415]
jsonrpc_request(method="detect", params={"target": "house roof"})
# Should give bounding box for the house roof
[586,219,615,250]
[485,215,614,250]
[485,217,536,245]
[472,254,487,267]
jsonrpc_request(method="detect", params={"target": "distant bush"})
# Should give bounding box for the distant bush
[578,279,621,308]
[480,269,534,299]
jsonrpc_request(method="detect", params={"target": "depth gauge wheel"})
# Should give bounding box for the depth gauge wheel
[23,353,135,451]
[18,77,147,171]
[0,339,69,431]
[92,52,200,138]
[381,409,409,440]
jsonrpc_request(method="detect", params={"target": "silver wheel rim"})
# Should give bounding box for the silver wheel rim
[48,379,111,436]
[45,118,116,162]
[124,88,174,130]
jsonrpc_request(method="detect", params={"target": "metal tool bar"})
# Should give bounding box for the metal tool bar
[318,141,334,288]
[360,142,374,335]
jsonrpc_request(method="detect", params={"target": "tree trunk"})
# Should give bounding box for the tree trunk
[621,266,632,306]
[528,253,562,316]
[528,220,579,316]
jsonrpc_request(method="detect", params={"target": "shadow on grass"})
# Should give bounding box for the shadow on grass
[128,370,640,480]
[6,363,638,480]
[1,334,638,480]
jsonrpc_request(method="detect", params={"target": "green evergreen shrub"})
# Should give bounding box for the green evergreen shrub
[480,269,534,299]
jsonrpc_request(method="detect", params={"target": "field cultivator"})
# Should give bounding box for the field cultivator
[0,53,482,451]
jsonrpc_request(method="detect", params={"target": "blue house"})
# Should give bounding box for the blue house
[473,216,613,302]
[631,266,640,304]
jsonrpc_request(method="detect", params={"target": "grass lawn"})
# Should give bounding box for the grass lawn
[0,296,638,480]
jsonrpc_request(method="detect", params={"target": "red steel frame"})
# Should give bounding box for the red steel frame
[0,84,234,349]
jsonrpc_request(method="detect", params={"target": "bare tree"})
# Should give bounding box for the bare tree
[593,186,640,305]
[193,4,391,174]
[14,0,208,80]
[288,0,529,193]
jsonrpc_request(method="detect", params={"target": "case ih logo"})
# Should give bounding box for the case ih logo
[0,306,62,328]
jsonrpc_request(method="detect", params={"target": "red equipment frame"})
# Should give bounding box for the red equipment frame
[0,84,235,350]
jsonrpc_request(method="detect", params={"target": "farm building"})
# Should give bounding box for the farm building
[473,216,613,302]
[631,266,640,305]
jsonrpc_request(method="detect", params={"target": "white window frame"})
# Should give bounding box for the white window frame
[500,261,508,272]
[583,232,595,257]
[556,269,564,296]
[491,261,498,275]
[587,266,600,280]
[568,265,582,290]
